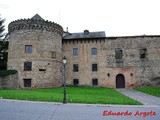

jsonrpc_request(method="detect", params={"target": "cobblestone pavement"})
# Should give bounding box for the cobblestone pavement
[116,88,160,106]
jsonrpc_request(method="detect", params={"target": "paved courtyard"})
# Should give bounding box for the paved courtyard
[116,88,160,106]
[0,99,160,120]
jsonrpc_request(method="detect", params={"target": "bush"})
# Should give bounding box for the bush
[0,70,18,77]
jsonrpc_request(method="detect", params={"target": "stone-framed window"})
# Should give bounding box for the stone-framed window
[51,51,56,58]
[92,64,98,71]
[115,49,123,60]
[91,48,97,55]
[73,64,79,72]
[140,48,147,59]
[73,48,79,56]
[73,79,79,86]
[23,79,31,87]
[25,45,32,53]
[24,62,32,71]
[92,78,98,86]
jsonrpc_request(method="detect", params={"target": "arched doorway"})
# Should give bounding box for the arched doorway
[116,74,125,88]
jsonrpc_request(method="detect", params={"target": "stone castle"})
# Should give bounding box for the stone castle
[6,14,160,89]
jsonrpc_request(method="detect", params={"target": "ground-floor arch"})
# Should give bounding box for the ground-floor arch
[116,74,125,88]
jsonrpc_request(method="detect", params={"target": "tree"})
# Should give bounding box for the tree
[0,15,7,70]
[0,15,5,39]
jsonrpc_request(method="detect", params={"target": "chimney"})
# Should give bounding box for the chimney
[84,30,89,35]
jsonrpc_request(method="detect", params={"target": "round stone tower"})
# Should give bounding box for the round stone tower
[7,14,63,88]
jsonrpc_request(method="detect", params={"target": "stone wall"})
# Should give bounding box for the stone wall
[7,17,63,89]
[62,36,160,88]
[6,15,160,89]
[0,73,19,89]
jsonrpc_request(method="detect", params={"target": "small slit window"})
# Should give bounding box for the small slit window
[39,69,46,71]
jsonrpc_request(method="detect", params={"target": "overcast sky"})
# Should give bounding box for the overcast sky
[1,0,160,36]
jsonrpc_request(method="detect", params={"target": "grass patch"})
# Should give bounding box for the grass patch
[0,87,142,105]
[135,87,160,97]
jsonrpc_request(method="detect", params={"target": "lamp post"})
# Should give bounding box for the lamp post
[0,50,4,60]
[0,53,4,70]
[62,56,67,104]
[0,53,3,60]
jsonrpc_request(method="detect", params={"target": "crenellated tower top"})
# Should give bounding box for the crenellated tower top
[8,14,63,35]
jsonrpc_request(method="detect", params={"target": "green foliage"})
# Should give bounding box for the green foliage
[135,87,160,97]
[0,41,8,50]
[0,15,7,70]
[0,87,142,105]
[0,16,5,38]
[0,41,8,70]
[0,70,18,77]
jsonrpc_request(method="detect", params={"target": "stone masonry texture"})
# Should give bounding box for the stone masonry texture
[4,14,160,89]
[62,36,160,88]
[7,15,63,89]
[0,73,18,89]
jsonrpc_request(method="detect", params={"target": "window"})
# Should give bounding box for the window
[73,79,79,86]
[92,64,97,71]
[24,62,32,71]
[73,48,78,56]
[115,49,123,60]
[25,45,32,53]
[91,48,97,55]
[39,69,46,71]
[51,51,56,58]
[73,64,78,72]
[24,79,31,87]
[92,78,98,86]
[140,48,147,59]
[107,73,110,77]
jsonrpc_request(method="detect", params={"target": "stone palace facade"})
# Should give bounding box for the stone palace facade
[6,14,160,89]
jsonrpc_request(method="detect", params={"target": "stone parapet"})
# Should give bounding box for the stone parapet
[8,19,63,35]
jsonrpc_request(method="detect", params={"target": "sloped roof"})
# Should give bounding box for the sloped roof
[31,14,44,20]
[63,31,106,39]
